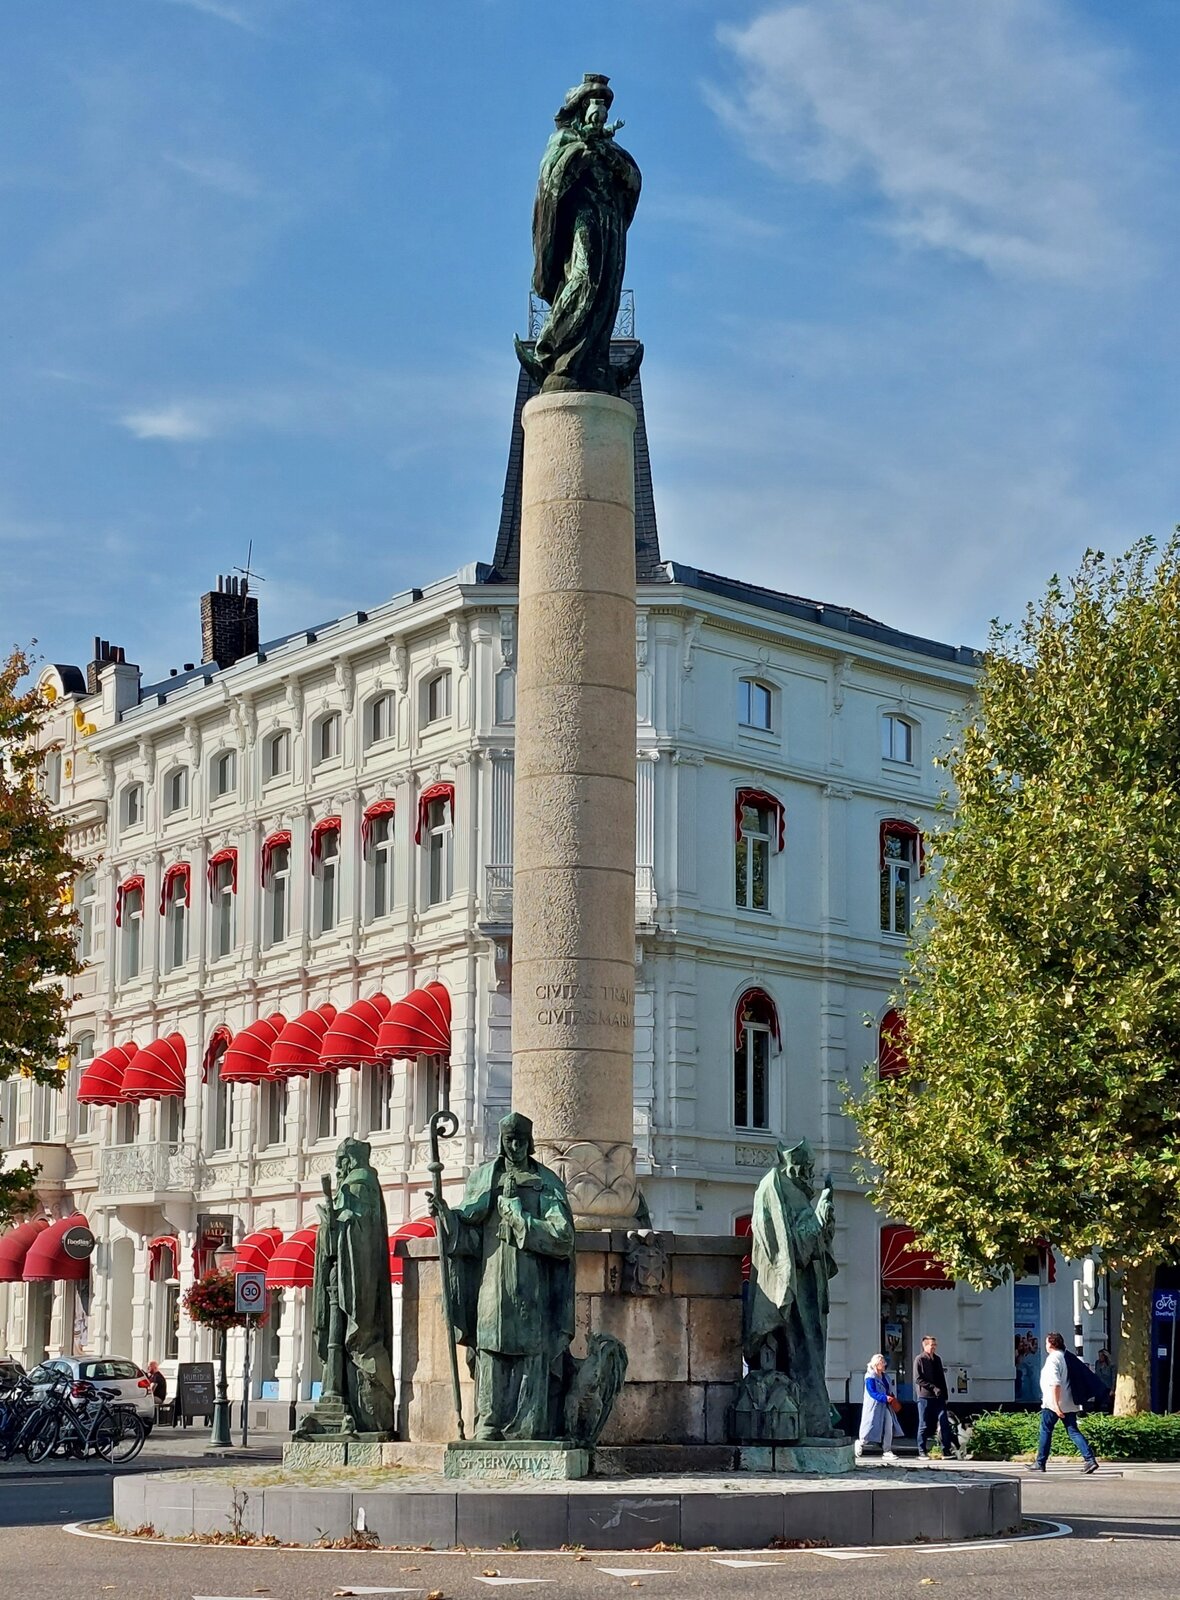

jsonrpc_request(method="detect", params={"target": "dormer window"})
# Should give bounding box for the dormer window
[265,730,291,781]
[425,671,452,726]
[164,766,188,816]
[738,678,773,731]
[211,749,236,799]
[313,712,341,766]
[121,783,144,831]
[366,692,396,747]
[882,713,915,764]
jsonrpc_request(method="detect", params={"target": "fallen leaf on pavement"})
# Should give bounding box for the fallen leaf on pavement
[482,1571,499,1578]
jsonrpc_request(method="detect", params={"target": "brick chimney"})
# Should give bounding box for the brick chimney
[201,576,259,672]
[87,637,130,695]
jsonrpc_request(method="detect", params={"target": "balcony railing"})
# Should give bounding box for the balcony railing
[484,865,514,922]
[99,1141,199,1197]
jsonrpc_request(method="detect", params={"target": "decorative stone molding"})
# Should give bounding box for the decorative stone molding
[735,1143,776,1169]
[449,617,470,672]
[137,739,156,784]
[822,783,853,801]
[285,677,304,723]
[681,612,705,676]
[389,641,409,696]
[622,1229,670,1296]
[498,609,516,670]
[832,654,854,714]
[635,613,649,668]
[333,659,356,713]
[671,748,705,767]
[539,1139,639,1227]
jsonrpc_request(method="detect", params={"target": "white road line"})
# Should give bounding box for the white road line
[473,1582,556,1589]
[816,1552,881,1561]
[597,1570,672,1579]
[331,1590,423,1595]
[710,1559,784,1568]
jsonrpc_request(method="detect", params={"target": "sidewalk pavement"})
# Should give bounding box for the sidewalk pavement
[0,1424,286,1474]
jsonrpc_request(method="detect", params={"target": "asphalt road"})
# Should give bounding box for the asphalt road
[1,1465,1178,1600]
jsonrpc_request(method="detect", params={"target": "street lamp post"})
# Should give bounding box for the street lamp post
[210,1244,235,1449]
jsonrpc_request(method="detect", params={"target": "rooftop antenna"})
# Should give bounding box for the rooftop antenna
[233,540,265,596]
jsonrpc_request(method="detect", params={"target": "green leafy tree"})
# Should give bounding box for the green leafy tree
[854,537,1180,1416]
[0,647,85,1224]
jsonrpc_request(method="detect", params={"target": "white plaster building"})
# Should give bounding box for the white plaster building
[0,355,1107,1419]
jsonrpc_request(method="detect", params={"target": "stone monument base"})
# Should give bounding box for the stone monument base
[282,1432,392,1470]
[738,1435,856,1475]
[443,1440,590,1480]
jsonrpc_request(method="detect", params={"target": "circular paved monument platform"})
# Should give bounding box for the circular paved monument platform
[116,1465,1019,1551]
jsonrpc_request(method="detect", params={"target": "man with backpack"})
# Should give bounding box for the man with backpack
[1027,1331,1100,1474]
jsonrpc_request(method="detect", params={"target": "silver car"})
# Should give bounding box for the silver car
[28,1357,156,1428]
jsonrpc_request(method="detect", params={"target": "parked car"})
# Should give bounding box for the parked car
[0,1358,25,1390]
[27,1358,155,1428]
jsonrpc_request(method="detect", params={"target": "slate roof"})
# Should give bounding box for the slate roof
[488,340,665,585]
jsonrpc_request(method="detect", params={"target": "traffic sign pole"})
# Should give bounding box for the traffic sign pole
[233,1271,266,1449]
[242,1314,252,1448]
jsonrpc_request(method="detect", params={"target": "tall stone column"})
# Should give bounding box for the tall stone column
[512,389,639,1227]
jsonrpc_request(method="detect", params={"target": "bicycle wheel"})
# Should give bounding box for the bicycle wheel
[23,1410,59,1465]
[95,1409,145,1465]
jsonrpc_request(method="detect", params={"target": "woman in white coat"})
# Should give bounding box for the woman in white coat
[856,1352,900,1461]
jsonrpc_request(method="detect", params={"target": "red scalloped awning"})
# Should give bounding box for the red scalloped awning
[362,799,396,852]
[414,781,455,845]
[0,1218,50,1283]
[121,1032,186,1102]
[880,1224,954,1290]
[234,1227,284,1274]
[377,982,452,1061]
[202,1025,233,1083]
[880,818,926,876]
[389,1218,435,1285]
[270,1004,338,1079]
[207,848,238,897]
[221,1013,286,1084]
[78,1041,137,1105]
[734,787,785,852]
[159,863,191,915]
[879,1010,909,1080]
[266,1225,318,1288]
[260,830,292,886]
[734,987,781,1052]
[735,1213,752,1285]
[319,994,392,1070]
[115,875,145,928]
[310,816,341,869]
[148,1235,180,1282]
[24,1214,90,1282]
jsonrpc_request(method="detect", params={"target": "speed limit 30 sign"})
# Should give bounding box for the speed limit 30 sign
[234,1270,267,1314]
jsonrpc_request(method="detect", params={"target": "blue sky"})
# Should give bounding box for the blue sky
[3,0,1177,680]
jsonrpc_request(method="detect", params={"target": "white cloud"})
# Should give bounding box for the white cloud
[164,153,261,201]
[712,0,1147,284]
[158,0,260,31]
[120,404,212,441]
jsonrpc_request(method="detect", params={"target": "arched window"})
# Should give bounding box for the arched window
[734,789,784,913]
[120,782,144,832]
[205,1031,234,1152]
[878,1010,909,1080]
[163,766,189,816]
[74,1033,95,1138]
[881,713,915,765]
[880,820,923,936]
[366,692,396,747]
[211,749,237,799]
[117,877,145,982]
[310,818,341,936]
[312,712,341,767]
[733,987,780,1131]
[262,833,292,947]
[75,871,97,961]
[425,671,452,726]
[265,730,291,782]
[160,864,191,972]
[208,849,237,960]
[363,801,396,921]
[738,678,773,731]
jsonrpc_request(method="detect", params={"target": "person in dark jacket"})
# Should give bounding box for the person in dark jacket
[913,1335,954,1458]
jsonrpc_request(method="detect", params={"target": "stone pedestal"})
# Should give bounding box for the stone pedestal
[512,389,640,1227]
[443,1440,589,1480]
[738,1437,857,1476]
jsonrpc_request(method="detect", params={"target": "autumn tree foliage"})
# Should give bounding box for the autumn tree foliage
[0,648,85,1225]
[854,538,1180,1415]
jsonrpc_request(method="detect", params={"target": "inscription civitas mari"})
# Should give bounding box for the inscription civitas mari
[535,981,633,1029]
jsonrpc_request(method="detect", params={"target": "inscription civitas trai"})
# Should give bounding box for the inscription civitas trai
[535,981,633,1029]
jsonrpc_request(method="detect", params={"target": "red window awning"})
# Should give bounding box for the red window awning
[148,1235,180,1282]
[77,1041,138,1105]
[361,799,396,852]
[221,1013,286,1085]
[878,1010,909,1080]
[735,1213,752,1284]
[24,1214,91,1282]
[234,1227,284,1274]
[880,819,926,876]
[202,1025,233,1083]
[0,1218,50,1282]
[377,981,452,1061]
[115,875,145,927]
[270,1004,338,1079]
[207,848,238,897]
[121,1032,187,1102]
[266,1225,318,1288]
[414,781,455,845]
[310,816,341,869]
[1034,1238,1058,1283]
[319,994,392,1070]
[734,787,785,852]
[260,830,292,886]
[734,987,781,1052]
[389,1218,435,1285]
[880,1224,954,1290]
[159,863,191,915]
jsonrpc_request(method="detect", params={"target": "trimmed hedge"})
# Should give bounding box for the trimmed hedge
[966,1410,1180,1462]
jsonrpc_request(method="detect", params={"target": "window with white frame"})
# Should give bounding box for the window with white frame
[210,858,236,960]
[312,1072,338,1142]
[312,713,341,766]
[738,678,773,731]
[495,668,516,725]
[367,813,395,921]
[208,1046,233,1152]
[76,872,97,962]
[265,843,291,946]
[163,766,188,815]
[366,692,395,747]
[161,1095,185,1145]
[265,729,291,781]
[41,750,62,804]
[313,826,340,936]
[425,671,452,725]
[211,749,236,799]
[881,713,915,764]
[415,1056,445,1128]
[735,800,772,912]
[881,825,919,936]
[74,1033,95,1138]
[163,872,189,972]
[365,1062,394,1134]
[733,994,776,1131]
[262,1078,288,1147]
[115,1100,139,1146]
[120,884,144,981]
[121,783,144,831]
[31,1082,52,1142]
[425,797,453,906]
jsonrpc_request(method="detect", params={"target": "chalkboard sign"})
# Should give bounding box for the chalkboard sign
[176,1361,216,1420]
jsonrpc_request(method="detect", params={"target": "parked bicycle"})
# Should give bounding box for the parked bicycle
[22,1374,146,1464]
[0,1375,38,1462]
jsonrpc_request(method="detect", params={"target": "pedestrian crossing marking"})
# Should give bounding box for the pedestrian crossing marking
[597,1570,673,1578]
[710,1558,783,1567]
